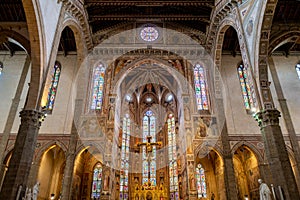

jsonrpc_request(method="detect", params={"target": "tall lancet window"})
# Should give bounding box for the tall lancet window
[91,63,105,110]
[168,114,179,200]
[120,114,130,200]
[296,63,300,79]
[45,61,61,112]
[91,163,103,199]
[194,64,209,110]
[142,110,156,186]
[196,164,207,198]
[237,64,253,110]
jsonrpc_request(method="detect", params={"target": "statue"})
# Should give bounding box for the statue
[108,106,114,121]
[23,188,32,200]
[189,173,196,190]
[258,179,271,200]
[184,106,190,121]
[175,60,184,74]
[211,192,215,200]
[32,182,40,200]
[104,171,110,191]
[196,118,207,137]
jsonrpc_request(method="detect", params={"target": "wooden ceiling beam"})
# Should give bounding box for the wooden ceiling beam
[85,1,213,7]
[89,15,210,23]
[3,41,15,56]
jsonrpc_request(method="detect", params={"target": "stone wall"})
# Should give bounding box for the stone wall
[271,55,300,135]
[0,53,78,135]
[0,53,30,134]
[1,54,299,137]
[221,55,259,135]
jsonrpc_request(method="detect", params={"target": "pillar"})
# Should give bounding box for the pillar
[215,95,238,200]
[0,110,43,200]
[220,122,238,200]
[255,109,300,200]
[60,125,77,200]
[268,57,300,192]
[0,56,31,186]
[27,162,40,188]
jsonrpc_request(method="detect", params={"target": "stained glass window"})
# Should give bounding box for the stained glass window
[194,64,209,110]
[120,114,130,200]
[142,110,156,186]
[0,61,3,75]
[140,26,159,42]
[91,63,105,110]
[237,64,253,110]
[91,163,102,199]
[45,61,61,113]
[296,63,300,79]
[196,164,207,198]
[168,114,179,200]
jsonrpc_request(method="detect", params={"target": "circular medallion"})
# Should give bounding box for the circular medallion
[140,26,159,42]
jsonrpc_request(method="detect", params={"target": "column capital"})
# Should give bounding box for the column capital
[254,109,281,128]
[19,109,44,128]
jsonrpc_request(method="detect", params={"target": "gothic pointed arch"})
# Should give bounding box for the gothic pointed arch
[36,145,66,199]
[195,149,224,200]
[22,0,43,109]
[233,144,261,199]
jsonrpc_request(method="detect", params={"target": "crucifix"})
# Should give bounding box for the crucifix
[137,135,162,187]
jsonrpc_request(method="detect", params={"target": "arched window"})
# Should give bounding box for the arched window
[168,114,179,200]
[194,64,209,110]
[296,63,300,79]
[91,163,102,199]
[196,164,207,198]
[142,110,156,186]
[120,114,130,200]
[237,64,253,110]
[91,63,105,110]
[0,61,3,75]
[45,61,61,113]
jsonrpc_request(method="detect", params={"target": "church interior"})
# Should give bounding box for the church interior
[0,0,300,200]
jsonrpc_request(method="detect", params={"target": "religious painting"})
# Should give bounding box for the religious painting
[193,116,211,139]
[79,116,103,138]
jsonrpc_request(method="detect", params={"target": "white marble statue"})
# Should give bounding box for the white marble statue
[258,179,272,200]
[26,188,32,200]
[32,182,40,200]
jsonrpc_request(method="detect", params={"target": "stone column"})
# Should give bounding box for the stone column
[258,163,272,186]
[268,57,300,192]
[220,122,238,200]
[0,56,31,185]
[26,162,40,188]
[215,96,238,200]
[255,109,300,200]
[0,110,43,200]
[61,125,77,200]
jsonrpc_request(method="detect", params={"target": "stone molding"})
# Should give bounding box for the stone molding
[19,110,44,128]
[255,109,281,128]
[206,0,238,53]
[59,0,93,51]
